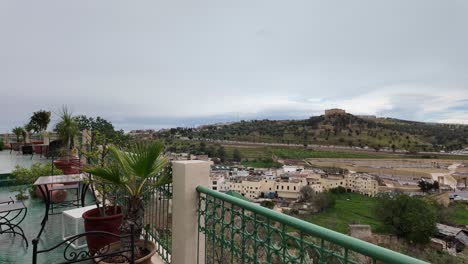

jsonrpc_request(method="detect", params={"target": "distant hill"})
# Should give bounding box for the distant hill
[157,113,468,152]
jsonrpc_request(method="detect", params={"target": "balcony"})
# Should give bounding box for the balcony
[147,160,428,264]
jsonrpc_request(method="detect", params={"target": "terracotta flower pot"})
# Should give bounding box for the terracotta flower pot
[97,240,157,264]
[83,206,123,253]
[53,159,81,175]
[35,184,67,203]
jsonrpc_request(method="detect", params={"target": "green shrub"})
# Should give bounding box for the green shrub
[0,140,4,151]
[12,163,63,185]
[374,194,436,244]
[330,186,347,194]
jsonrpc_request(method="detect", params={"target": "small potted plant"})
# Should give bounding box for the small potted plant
[53,107,80,174]
[83,142,171,263]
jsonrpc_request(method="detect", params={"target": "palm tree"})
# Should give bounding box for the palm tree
[12,126,24,143]
[83,142,170,254]
[55,106,78,161]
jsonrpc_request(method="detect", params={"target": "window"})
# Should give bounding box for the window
[213,181,217,185]
[287,186,289,190]
[212,186,217,190]
[293,186,296,191]
[281,186,284,190]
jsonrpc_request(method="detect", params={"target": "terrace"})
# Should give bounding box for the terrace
[0,149,429,263]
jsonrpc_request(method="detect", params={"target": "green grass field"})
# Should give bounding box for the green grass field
[271,148,393,159]
[452,203,468,225]
[241,159,282,168]
[304,193,385,234]
[169,139,468,161]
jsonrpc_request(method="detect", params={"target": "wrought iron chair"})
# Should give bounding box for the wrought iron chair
[0,199,28,247]
[22,144,34,158]
[32,225,136,264]
[10,142,22,154]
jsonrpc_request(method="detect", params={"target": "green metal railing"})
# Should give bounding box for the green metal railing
[145,178,172,263]
[196,186,428,264]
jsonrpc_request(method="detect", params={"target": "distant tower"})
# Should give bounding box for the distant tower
[325,108,346,116]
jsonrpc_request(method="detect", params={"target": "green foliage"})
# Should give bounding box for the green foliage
[260,200,275,209]
[451,202,468,225]
[306,192,384,233]
[54,106,79,155]
[232,148,242,162]
[83,142,170,198]
[216,146,227,162]
[272,148,389,159]
[199,141,206,153]
[374,194,436,244]
[156,114,468,152]
[12,126,24,142]
[10,186,29,201]
[418,180,439,193]
[241,158,282,168]
[28,110,51,133]
[299,186,335,212]
[0,140,4,151]
[330,186,347,194]
[83,142,171,243]
[75,115,130,165]
[12,163,63,185]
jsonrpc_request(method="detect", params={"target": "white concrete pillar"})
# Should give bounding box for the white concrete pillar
[171,160,209,264]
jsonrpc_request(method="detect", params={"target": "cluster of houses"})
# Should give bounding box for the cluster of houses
[209,165,379,201]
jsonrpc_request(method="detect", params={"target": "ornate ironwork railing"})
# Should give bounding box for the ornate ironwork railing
[196,186,428,264]
[144,167,173,263]
[32,225,136,264]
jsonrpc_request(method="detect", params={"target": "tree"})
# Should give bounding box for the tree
[418,180,435,193]
[313,191,335,212]
[216,146,227,163]
[75,115,129,164]
[299,186,335,212]
[207,145,216,158]
[12,127,24,143]
[232,148,242,162]
[28,110,51,133]
[260,200,275,209]
[299,186,315,203]
[375,194,436,244]
[199,141,206,153]
[433,181,439,191]
[54,106,79,160]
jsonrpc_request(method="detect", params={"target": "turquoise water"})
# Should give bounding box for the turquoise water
[0,187,95,264]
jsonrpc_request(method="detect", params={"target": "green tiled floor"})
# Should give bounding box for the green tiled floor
[0,187,95,264]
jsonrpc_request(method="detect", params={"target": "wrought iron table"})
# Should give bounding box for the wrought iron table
[33,174,89,239]
[0,199,28,246]
[32,143,49,158]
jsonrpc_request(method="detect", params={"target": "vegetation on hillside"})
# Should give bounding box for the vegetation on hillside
[157,113,468,152]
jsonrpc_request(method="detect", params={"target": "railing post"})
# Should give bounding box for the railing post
[172,160,210,264]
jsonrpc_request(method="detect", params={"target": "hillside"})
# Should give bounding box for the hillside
[157,113,468,152]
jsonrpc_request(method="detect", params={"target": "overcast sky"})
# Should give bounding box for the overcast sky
[1,1,467,132]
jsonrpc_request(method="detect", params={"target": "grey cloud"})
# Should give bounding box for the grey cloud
[1,0,468,131]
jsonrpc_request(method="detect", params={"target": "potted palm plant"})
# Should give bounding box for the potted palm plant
[54,107,80,174]
[83,142,171,263]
